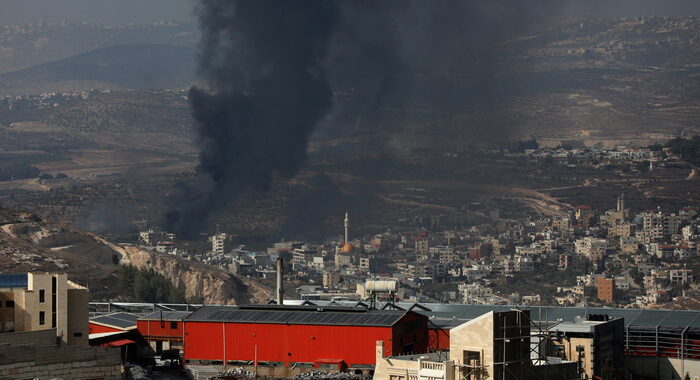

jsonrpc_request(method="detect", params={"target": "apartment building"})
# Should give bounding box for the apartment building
[0,273,88,346]
[669,269,693,285]
[575,237,607,261]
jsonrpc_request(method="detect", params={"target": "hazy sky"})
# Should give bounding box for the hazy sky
[0,0,195,25]
[561,0,700,17]
[1,0,699,27]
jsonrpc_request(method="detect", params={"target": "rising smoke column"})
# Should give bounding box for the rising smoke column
[168,1,338,236]
[170,0,577,236]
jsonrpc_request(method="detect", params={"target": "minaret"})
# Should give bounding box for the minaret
[344,212,350,243]
[618,193,625,216]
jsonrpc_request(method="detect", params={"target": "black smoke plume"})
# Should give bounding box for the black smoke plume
[168,1,338,236]
[172,0,679,237]
[169,0,559,236]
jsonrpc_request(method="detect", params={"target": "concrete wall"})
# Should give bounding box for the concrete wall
[55,273,69,344]
[0,329,56,346]
[627,356,700,379]
[0,290,17,332]
[449,311,494,379]
[557,336,592,378]
[529,362,578,380]
[67,285,89,346]
[25,273,52,332]
[373,341,421,380]
[0,341,121,380]
[15,289,25,332]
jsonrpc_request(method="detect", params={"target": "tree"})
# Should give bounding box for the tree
[667,136,700,165]
[648,143,664,152]
[117,265,187,303]
[514,139,539,152]
[0,162,40,181]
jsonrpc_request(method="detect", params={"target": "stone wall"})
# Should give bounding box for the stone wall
[0,328,55,346]
[627,356,700,379]
[0,339,121,380]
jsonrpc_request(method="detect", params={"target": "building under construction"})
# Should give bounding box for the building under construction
[374,309,582,380]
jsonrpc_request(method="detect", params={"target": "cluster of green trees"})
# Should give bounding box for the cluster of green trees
[0,153,70,181]
[0,162,40,181]
[117,265,186,303]
[666,136,700,165]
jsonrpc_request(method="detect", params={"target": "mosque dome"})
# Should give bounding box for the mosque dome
[342,242,353,253]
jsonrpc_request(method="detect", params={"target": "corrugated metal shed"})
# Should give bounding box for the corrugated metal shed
[186,305,407,327]
[286,300,700,330]
[0,274,28,288]
[139,310,192,321]
[90,312,139,329]
[421,304,700,330]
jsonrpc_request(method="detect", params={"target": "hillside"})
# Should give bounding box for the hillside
[0,44,197,95]
[0,207,271,304]
[1,17,700,241]
[0,22,198,75]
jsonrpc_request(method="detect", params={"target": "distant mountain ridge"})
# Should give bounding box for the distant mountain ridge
[0,44,197,94]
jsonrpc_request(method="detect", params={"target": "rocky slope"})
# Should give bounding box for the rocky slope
[96,238,273,305]
[0,207,271,304]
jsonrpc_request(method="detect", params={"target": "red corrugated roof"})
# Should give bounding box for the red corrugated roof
[103,339,136,348]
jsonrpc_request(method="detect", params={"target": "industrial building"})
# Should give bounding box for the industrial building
[428,318,460,351]
[137,310,191,355]
[89,312,139,334]
[285,301,700,379]
[183,304,428,370]
[87,300,700,379]
[88,312,141,356]
[374,310,579,380]
[546,315,625,379]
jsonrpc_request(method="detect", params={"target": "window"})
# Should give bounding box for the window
[170,321,178,329]
[73,332,83,337]
[39,289,45,303]
[5,300,14,308]
[463,350,480,365]
[39,311,45,325]
[51,277,57,328]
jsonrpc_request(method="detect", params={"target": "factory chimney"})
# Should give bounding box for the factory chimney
[276,257,284,305]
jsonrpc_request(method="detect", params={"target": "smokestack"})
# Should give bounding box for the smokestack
[276,257,284,305]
